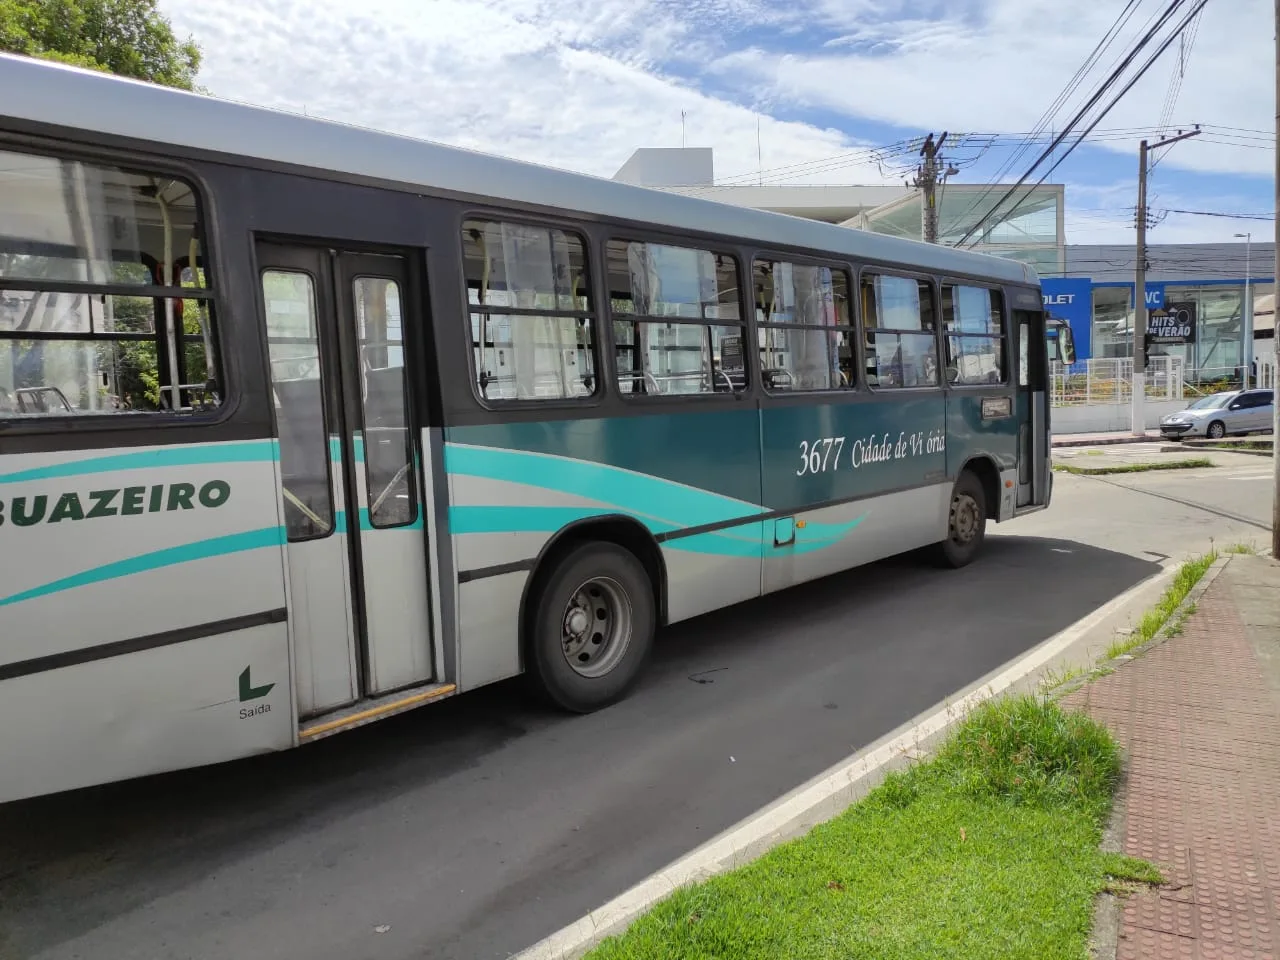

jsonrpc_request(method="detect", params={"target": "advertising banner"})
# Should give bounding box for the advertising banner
[1147,300,1197,345]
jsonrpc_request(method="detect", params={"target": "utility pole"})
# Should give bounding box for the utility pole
[1272,0,1279,557]
[1132,127,1200,437]
[916,132,947,243]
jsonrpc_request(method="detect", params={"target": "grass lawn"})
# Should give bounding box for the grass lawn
[586,697,1157,960]
[1053,457,1213,476]
[1103,550,1219,659]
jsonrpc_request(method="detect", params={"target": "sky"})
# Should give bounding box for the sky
[158,0,1274,259]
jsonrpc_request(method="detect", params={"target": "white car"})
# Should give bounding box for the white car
[1159,389,1275,440]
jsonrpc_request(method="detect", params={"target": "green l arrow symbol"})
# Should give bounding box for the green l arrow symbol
[239,666,275,702]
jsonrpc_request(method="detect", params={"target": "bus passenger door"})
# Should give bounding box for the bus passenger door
[257,243,435,719]
[1014,308,1048,508]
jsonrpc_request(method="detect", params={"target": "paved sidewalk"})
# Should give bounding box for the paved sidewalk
[1053,430,1163,447]
[1065,555,1280,960]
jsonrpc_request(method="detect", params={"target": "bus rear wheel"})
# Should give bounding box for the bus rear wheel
[933,470,987,569]
[527,541,655,713]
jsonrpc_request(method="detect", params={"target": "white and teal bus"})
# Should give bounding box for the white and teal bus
[0,53,1073,802]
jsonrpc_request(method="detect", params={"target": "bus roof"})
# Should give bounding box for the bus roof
[0,53,1037,287]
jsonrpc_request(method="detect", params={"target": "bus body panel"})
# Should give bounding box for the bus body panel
[0,619,291,802]
[445,409,766,635]
[0,440,287,656]
[456,572,527,691]
[759,394,947,592]
[760,484,949,593]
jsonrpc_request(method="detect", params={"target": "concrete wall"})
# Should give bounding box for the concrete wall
[1051,399,1187,435]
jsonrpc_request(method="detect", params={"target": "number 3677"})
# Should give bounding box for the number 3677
[796,437,845,476]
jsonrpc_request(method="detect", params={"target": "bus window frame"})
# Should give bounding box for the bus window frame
[749,249,861,397]
[0,132,238,437]
[604,231,751,404]
[936,276,1011,390]
[455,208,606,413]
[255,261,338,544]
[855,264,944,396]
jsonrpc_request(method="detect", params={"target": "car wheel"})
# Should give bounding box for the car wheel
[1207,420,1226,440]
[526,542,655,713]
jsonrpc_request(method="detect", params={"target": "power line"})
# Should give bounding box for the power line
[955,0,1194,248]
[1163,209,1276,219]
[1151,5,1203,170]
[959,0,1209,249]
[949,0,1149,233]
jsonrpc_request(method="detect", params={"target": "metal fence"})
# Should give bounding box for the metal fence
[1049,356,1183,406]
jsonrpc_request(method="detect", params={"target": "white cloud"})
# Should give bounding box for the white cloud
[1063,180,1270,247]
[746,0,1273,177]
[157,0,1270,248]
[160,0,891,186]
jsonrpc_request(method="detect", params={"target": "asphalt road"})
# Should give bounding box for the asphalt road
[0,460,1270,960]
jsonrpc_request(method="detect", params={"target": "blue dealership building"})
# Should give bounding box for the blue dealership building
[1042,242,1275,382]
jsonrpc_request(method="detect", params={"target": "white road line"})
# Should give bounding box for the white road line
[512,562,1182,960]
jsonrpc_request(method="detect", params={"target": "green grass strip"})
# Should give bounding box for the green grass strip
[1053,457,1214,476]
[1103,549,1218,659]
[586,696,1160,960]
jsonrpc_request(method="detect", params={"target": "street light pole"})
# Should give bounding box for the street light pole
[1236,232,1252,389]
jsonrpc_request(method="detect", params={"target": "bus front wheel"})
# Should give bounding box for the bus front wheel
[527,541,655,713]
[933,471,987,569]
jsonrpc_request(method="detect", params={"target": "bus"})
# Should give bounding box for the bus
[0,53,1072,802]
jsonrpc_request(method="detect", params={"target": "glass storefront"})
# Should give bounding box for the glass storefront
[1091,286,1132,359]
[1086,281,1272,380]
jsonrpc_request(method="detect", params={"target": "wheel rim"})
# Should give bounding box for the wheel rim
[950,492,982,546]
[561,576,632,679]
[1209,422,1225,439]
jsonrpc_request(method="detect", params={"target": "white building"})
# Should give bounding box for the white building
[612,147,1065,277]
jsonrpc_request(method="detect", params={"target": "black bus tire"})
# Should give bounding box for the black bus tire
[527,542,655,713]
[932,470,987,569]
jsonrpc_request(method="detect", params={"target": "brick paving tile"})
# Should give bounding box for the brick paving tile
[1074,558,1280,960]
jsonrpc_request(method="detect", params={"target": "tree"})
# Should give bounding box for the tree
[0,0,201,90]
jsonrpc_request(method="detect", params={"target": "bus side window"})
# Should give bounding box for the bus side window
[461,219,598,402]
[861,273,938,389]
[753,258,854,392]
[941,285,1007,386]
[0,147,223,419]
[607,239,746,396]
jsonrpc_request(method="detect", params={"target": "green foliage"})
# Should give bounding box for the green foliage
[587,697,1147,960]
[1053,457,1214,476]
[0,0,201,89]
[1099,852,1164,886]
[1105,550,1218,660]
[931,696,1120,812]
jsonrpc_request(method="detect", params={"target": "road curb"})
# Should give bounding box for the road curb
[1052,436,1160,448]
[512,562,1184,960]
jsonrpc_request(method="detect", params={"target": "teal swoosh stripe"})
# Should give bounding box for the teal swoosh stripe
[0,440,279,485]
[0,526,285,608]
[449,505,679,537]
[449,508,866,558]
[336,509,424,534]
[445,444,761,528]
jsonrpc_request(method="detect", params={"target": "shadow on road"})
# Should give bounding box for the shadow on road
[0,535,1156,960]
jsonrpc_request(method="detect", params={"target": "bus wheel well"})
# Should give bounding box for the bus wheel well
[520,517,667,658]
[959,457,1001,520]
